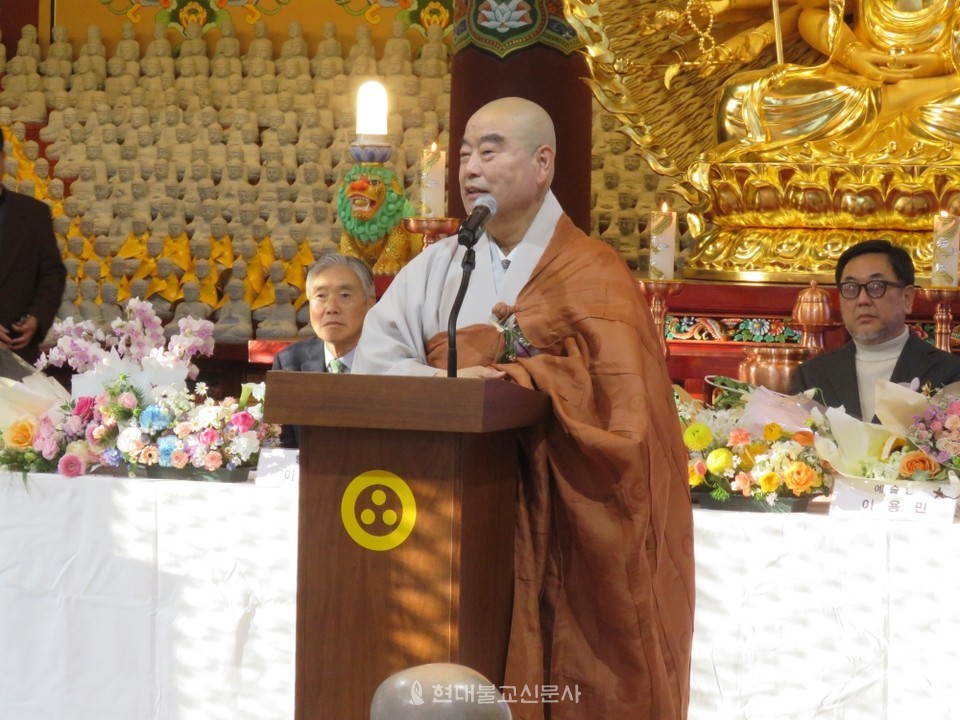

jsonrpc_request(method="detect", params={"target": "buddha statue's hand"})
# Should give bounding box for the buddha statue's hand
[841,43,940,83]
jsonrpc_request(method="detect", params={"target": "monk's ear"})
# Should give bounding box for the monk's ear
[533,144,555,182]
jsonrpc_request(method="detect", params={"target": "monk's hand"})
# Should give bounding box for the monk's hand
[0,324,13,349]
[9,315,38,350]
[491,302,518,322]
[452,365,506,379]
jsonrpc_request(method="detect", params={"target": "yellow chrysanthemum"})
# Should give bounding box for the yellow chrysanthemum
[763,423,783,442]
[683,422,713,451]
[758,471,781,493]
[706,448,734,475]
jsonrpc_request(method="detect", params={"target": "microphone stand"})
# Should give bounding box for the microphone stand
[447,229,480,378]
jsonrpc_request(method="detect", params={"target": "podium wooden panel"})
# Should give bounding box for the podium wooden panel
[264,373,550,720]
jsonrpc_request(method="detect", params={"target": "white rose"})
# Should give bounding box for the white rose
[116,426,144,453]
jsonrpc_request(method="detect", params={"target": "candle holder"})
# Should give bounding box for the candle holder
[638,279,684,360]
[919,286,960,353]
[402,217,461,248]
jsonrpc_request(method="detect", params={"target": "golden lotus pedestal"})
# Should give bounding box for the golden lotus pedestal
[686,160,958,283]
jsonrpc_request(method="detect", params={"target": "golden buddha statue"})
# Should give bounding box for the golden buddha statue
[567,0,960,280]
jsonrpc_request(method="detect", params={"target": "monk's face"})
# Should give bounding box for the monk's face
[458,103,553,232]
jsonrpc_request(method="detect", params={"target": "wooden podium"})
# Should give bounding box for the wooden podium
[264,372,550,720]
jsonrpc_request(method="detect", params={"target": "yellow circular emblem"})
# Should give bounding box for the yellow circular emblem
[340,470,417,551]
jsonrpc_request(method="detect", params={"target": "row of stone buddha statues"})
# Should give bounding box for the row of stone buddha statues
[56,223,321,344]
[0,18,453,339]
[590,109,688,274]
[0,16,451,209]
[0,19,450,126]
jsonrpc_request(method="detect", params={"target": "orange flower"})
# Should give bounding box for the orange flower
[898,450,940,478]
[727,427,752,447]
[688,463,705,487]
[791,430,815,446]
[731,471,753,497]
[782,461,822,496]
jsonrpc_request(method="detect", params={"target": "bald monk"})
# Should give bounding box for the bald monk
[355,97,695,719]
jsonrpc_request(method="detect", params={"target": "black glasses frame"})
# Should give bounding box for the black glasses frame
[837,280,908,300]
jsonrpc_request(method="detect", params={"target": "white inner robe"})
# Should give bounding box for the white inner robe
[353,190,562,376]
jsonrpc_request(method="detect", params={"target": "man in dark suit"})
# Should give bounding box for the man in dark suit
[0,134,66,364]
[271,252,375,446]
[792,239,960,421]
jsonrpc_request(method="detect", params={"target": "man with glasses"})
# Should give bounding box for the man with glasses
[792,239,960,421]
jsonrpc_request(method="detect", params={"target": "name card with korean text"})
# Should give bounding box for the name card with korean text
[829,476,958,524]
[255,447,300,487]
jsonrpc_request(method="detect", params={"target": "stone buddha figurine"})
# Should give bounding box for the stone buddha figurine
[213,278,253,341]
[98,281,124,327]
[77,277,105,329]
[254,283,298,339]
[165,280,212,337]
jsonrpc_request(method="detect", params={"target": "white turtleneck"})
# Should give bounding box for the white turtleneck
[854,328,909,420]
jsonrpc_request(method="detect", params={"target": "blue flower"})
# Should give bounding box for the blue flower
[157,435,182,467]
[139,405,174,432]
[743,319,770,337]
[101,448,123,467]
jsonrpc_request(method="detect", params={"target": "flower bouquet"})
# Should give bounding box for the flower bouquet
[678,380,832,510]
[814,381,960,486]
[812,381,960,520]
[0,301,280,480]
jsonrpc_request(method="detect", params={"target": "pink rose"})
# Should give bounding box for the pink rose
[230,411,256,433]
[198,428,220,446]
[204,451,223,470]
[57,453,86,478]
[118,392,138,410]
[73,396,96,422]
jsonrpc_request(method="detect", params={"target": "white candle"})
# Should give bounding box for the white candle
[420,142,445,217]
[355,80,388,141]
[933,211,960,286]
[649,202,677,280]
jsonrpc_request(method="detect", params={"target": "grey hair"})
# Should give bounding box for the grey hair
[306,252,375,300]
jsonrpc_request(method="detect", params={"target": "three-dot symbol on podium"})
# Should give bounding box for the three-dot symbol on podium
[340,470,417,551]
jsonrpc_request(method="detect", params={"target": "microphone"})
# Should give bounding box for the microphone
[457,195,497,248]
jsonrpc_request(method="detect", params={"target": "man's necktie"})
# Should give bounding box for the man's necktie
[328,357,348,374]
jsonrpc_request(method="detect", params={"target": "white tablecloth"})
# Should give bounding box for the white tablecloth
[691,509,960,720]
[3,474,959,719]
[0,472,297,720]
